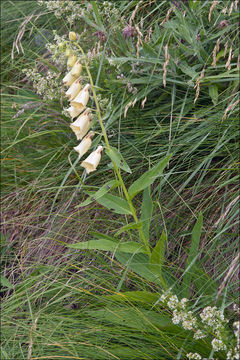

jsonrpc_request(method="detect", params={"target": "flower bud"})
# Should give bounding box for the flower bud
[73,131,94,159]
[69,31,77,41]
[70,61,82,77]
[65,79,81,101]
[67,54,77,67]
[66,48,71,57]
[58,42,64,50]
[70,84,90,111]
[70,108,92,140]
[66,106,82,119]
[81,146,103,173]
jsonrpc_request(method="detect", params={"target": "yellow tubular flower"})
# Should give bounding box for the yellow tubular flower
[62,70,77,87]
[65,79,81,101]
[70,84,90,110]
[81,146,103,174]
[70,61,82,77]
[73,131,94,159]
[70,108,92,140]
[66,106,82,119]
[67,54,77,67]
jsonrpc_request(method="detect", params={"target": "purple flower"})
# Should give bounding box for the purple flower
[93,31,106,42]
[122,25,134,39]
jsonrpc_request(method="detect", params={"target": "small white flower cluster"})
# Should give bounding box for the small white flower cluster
[194,329,206,340]
[100,1,120,24]
[172,309,197,330]
[233,321,240,342]
[200,306,228,352]
[227,321,240,360]
[159,291,239,358]
[227,346,240,360]
[211,338,227,351]
[160,293,197,331]
[187,352,201,360]
[200,306,225,328]
[22,68,61,101]
[38,0,84,25]
[45,31,67,64]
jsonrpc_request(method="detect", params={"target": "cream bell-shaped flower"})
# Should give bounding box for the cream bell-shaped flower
[66,106,82,119]
[70,61,82,77]
[73,131,94,159]
[62,70,77,87]
[70,84,90,110]
[70,108,92,140]
[67,54,77,67]
[65,79,81,101]
[81,146,103,174]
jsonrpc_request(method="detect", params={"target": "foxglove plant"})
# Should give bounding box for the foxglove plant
[53,29,239,360]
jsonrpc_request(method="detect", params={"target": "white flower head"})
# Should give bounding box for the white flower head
[70,84,90,110]
[167,295,179,309]
[186,353,201,360]
[73,131,94,159]
[81,145,103,173]
[70,61,82,77]
[65,106,82,119]
[180,298,188,309]
[159,292,168,303]
[194,329,206,340]
[211,338,227,351]
[70,108,92,140]
[65,79,81,101]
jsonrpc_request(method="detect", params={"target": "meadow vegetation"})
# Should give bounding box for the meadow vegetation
[1,1,239,359]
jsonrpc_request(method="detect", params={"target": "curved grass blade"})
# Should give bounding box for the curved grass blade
[182,212,203,297]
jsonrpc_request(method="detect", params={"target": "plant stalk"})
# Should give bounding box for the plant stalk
[75,43,151,257]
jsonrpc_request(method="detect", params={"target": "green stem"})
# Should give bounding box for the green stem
[75,43,151,257]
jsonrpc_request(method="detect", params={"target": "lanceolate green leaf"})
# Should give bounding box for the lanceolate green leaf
[0,275,13,289]
[106,291,160,304]
[88,307,180,332]
[90,1,105,30]
[150,231,167,288]
[209,84,218,105]
[128,154,172,199]
[140,186,153,242]
[105,146,132,173]
[95,193,132,215]
[89,231,117,242]
[76,180,120,208]
[182,212,203,297]
[115,221,143,236]
[67,239,148,254]
[116,253,163,285]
